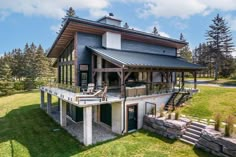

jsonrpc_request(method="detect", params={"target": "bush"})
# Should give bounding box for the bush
[214,113,221,131]
[0,81,15,96]
[23,79,36,91]
[159,107,164,117]
[225,115,235,137]
[175,110,180,120]
[14,82,24,90]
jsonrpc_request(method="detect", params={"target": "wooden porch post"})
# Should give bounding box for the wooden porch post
[194,71,197,89]
[91,54,94,83]
[181,72,184,89]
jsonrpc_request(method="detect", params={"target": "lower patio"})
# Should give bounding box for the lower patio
[48,105,117,144]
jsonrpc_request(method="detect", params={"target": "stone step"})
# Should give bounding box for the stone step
[189,125,204,131]
[186,128,202,135]
[191,121,207,129]
[185,131,200,139]
[179,137,195,146]
[182,135,198,143]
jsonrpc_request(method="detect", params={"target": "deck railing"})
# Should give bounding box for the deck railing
[43,81,80,93]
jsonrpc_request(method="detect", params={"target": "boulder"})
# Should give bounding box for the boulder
[152,123,167,132]
[198,138,221,152]
[179,117,191,125]
[165,119,187,130]
[201,126,222,142]
[217,137,236,151]
[155,117,165,126]
[222,147,236,157]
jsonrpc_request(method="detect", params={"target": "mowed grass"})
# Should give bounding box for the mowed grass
[180,86,236,119]
[0,90,214,157]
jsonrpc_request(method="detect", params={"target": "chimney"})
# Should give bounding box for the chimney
[97,13,121,27]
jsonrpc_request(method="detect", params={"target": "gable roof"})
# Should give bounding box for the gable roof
[88,47,204,71]
[47,17,187,58]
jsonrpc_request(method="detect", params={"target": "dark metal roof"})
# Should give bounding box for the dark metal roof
[47,16,187,57]
[88,47,204,70]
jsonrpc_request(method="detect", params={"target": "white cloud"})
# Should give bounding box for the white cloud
[50,24,61,33]
[225,14,236,31]
[145,22,170,38]
[0,10,9,21]
[0,0,109,19]
[119,0,236,19]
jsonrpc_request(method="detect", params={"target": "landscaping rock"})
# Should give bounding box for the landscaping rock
[222,147,236,157]
[217,137,236,151]
[201,126,222,142]
[198,138,221,152]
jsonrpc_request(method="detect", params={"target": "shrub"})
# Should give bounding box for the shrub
[175,109,180,120]
[159,107,164,117]
[225,115,235,137]
[14,81,24,90]
[214,113,221,131]
[0,82,14,96]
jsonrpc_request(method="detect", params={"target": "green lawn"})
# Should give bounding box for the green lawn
[180,86,236,119]
[0,91,213,157]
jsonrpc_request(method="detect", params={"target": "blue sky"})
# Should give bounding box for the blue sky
[1,0,236,56]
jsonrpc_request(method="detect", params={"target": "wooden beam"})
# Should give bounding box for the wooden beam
[91,54,95,83]
[93,68,122,72]
[193,71,197,89]
[74,33,78,86]
[117,72,121,78]
[124,72,132,81]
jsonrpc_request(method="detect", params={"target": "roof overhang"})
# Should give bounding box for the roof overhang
[88,47,205,71]
[47,17,187,58]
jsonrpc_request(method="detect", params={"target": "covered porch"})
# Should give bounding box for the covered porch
[89,47,203,98]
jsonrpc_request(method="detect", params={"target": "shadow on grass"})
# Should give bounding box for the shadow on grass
[0,104,85,157]
[0,102,215,157]
[138,129,176,144]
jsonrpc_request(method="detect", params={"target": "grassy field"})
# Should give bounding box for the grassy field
[185,77,236,86]
[180,86,236,119]
[0,91,213,157]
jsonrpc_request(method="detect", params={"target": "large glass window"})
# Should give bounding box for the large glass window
[58,40,75,85]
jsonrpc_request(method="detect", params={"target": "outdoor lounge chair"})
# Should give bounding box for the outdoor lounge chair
[76,86,108,101]
[82,83,95,94]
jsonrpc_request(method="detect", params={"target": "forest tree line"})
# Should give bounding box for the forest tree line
[179,14,236,80]
[0,43,55,95]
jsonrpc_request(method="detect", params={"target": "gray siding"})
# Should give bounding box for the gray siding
[121,39,176,56]
[77,32,102,83]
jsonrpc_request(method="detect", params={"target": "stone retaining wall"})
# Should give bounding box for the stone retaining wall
[143,115,191,139]
[196,126,236,157]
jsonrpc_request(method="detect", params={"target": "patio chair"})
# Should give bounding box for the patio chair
[76,86,108,101]
[82,83,95,94]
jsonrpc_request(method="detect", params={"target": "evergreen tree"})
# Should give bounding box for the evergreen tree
[124,22,129,29]
[178,33,192,62]
[58,7,77,34]
[0,58,12,81]
[206,14,234,80]
[180,33,185,41]
[152,26,159,36]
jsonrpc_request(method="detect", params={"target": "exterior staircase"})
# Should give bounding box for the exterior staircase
[180,121,207,145]
[164,92,190,110]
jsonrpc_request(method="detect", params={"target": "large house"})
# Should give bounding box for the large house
[40,14,203,146]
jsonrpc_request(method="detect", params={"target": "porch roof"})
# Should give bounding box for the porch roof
[88,47,204,71]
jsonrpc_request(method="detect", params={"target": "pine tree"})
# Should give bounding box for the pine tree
[180,33,185,41]
[58,7,77,34]
[0,58,12,81]
[178,33,192,62]
[206,14,234,80]
[152,27,159,36]
[124,22,129,29]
